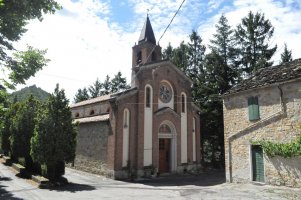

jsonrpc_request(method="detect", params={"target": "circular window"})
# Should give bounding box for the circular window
[159,82,172,103]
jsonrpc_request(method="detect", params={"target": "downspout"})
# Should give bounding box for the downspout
[227,84,285,183]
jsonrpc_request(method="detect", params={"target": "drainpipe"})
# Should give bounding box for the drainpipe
[227,84,285,183]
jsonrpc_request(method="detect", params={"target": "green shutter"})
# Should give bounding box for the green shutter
[248,96,260,121]
[252,145,264,182]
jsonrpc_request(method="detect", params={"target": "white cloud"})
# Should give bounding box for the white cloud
[15,0,301,101]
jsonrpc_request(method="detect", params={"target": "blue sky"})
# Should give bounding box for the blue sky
[15,0,301,101]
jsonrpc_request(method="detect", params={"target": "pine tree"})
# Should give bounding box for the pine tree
[100,75,111,96]
[74,87,89,103]
[88,78,102,98]
[10,95,39,169]
[235,11,277,75]
[172,41,189,72]
[31,84,77,180]
[111,72,130,93]
[280,43,293,64]
[162,42,174,60]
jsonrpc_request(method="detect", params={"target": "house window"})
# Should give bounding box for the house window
[248,96,260,121]
[181,94,186,113]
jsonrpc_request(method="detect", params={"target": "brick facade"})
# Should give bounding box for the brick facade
[70,16,201,179]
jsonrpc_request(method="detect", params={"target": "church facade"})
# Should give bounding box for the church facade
[71,16,201,179]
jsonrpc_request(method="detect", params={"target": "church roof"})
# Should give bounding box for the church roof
[224,58,301,96]
[74,114,109,123]
[138,15,156,45]
[70,87,137,108]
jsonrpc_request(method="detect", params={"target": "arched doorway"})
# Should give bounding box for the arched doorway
[158,122,176,174]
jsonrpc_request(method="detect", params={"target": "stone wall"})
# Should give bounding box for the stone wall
[223,80,301,186]
[74,121,111,176]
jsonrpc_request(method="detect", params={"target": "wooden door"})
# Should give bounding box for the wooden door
[159,138,170,173]
[252,145,264,182]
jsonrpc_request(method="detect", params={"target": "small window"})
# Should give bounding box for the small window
[151,52,156,61]
[146,86,151,108]
[181,94,186,113]
[75,113,80,118]
[106,107,110,113]
[123,109,129,128]
[137,51,142,64]
[248,96,260,121]
[90,110,95,115]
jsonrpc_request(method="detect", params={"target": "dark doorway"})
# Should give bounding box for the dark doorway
[252,145,264,182]
[159,138,170,173]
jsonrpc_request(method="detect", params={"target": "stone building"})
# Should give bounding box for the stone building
[223,59,301,187]
[70,16,201,179]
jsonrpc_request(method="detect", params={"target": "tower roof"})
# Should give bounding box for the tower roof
[138,15,156,45]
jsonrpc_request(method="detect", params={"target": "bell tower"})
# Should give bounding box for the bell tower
[132,15,162,68]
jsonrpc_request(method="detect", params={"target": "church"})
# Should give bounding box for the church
[70,16,201,179]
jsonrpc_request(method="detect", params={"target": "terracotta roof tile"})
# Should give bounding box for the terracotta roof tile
[74,114,109,123]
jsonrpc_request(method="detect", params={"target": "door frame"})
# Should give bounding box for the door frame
[158,121,177,172]
[250,145,265,182]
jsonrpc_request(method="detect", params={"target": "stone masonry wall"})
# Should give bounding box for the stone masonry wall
[223,80,301,187]
[74,121,111,176]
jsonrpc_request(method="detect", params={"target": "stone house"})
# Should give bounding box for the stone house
[223,59,301,187]
[70,16,201,179]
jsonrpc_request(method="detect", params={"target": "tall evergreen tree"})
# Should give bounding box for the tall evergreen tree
[162,42,174,60]
[280,43,293,64]
[111,71,130,93]
[172,41,189,72]
[74,88,89,103]
[10,95,39,169]
[100,75,112,96]
[88,78,102,98]
[31,84,77,180]
[187,31,206,78]
[235,11,277,75]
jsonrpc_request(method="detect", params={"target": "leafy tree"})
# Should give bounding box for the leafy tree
[10,95,39,169]
[172,41,190,72]
[10,85,50,102]
[31,84,77,180]
[111,71,130,93]
[88,78,102,98]
[235,11,277,75]
[0,1,60,88]
[100,75,111,96]
[280,43,293,64]
[74,88,90,103]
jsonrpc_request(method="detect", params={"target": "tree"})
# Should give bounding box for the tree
[162,42,174,60]
[10,95,39,169]
[88,78,102,98]
[31,84,77,180]
[235,11,277,75]
[187,31,206,78]
[100,75,112,96]
[280,43,293,64]
[74,88,90,103]
[111,72,130,93]
[0,1,60,88]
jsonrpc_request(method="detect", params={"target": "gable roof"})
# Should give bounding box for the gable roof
[224,58,301,96]
[70,87,137,108]
[136,59,193,85]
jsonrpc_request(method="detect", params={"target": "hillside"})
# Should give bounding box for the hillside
[10,85,50,102]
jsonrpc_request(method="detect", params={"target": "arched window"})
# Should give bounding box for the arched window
[159,124,171,133]
[145,85,152,108]
[181,93,186,113]
[137,51,142,64]
[123,109,129,128]
[151,52,156,61]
